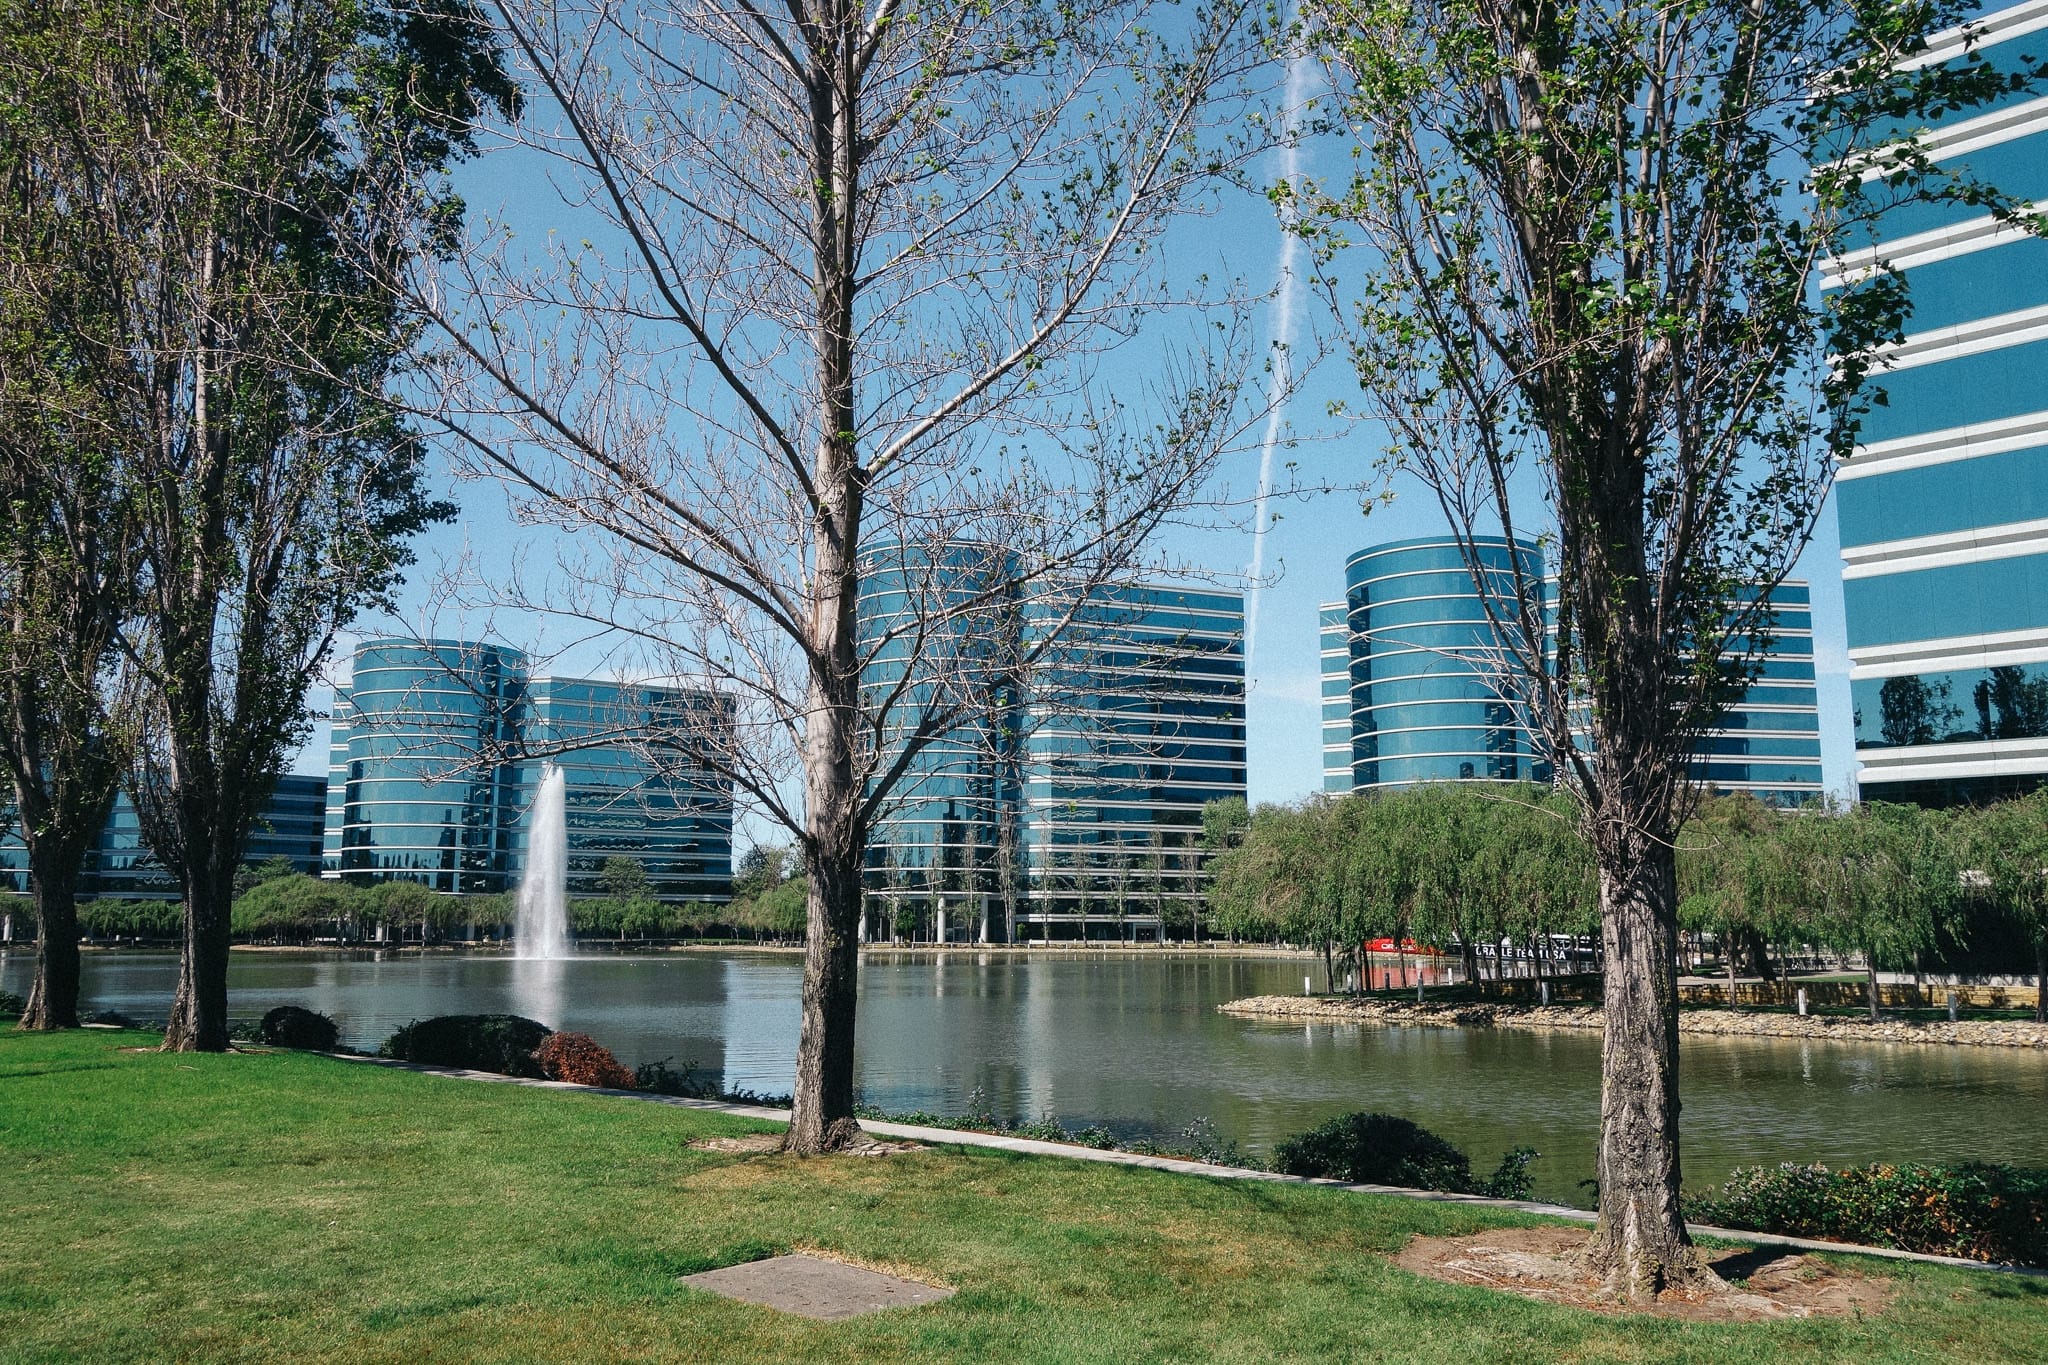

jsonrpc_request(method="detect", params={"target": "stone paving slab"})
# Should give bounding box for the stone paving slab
[681,1253,954,1320]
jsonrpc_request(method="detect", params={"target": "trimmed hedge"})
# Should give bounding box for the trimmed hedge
[259,1005,339,1052]
[1273,1111,1539,1199]
[379,1015,553,1077]
[1687,1161,2048,1266]
[0,990,23,1018]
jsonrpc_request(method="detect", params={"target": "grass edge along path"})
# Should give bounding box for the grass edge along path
[335,1051,2042,1277]
[1,1029,2044,1364]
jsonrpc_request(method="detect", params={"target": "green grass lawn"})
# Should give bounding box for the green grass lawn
[2,1029,2044,1363]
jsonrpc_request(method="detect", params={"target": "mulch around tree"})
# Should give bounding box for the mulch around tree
[1392,1226,1894,1322]
[686,1132,922,1157]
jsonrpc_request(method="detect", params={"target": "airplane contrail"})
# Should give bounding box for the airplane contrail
[1243,35,1314,666]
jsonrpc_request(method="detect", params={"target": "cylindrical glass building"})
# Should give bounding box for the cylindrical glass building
[1326,537,1550,790]
[328,640,527,892]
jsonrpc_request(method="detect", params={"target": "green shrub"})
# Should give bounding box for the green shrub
[1687,1161,2048,1266]
[260,1005,340,1051]
[1273,1112,1474,1190]
[1271,1112,1539,1198]
[378,1014,552,1077]
[634,1058,716,1098]
[0,989,24,1018]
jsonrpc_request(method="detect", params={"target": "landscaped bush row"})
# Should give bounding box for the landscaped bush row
[0,989,24,1018]
[1686,1161,2048,1266]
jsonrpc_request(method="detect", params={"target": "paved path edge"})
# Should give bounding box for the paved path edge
[326,1052,2046,1278]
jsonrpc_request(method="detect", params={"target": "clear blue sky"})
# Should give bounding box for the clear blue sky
[300,71,1859,817]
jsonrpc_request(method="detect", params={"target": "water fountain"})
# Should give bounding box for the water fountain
[514,762,570,960]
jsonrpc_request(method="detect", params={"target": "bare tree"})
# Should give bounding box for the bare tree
[1294,0,2042,1296]
[418,0,1280,1151]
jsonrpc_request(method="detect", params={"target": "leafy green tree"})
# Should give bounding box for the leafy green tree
[0,4,145,1027]
[1293,0,2041,1295]
[1959,792,2048,1025]
[1795,803,1962,1021]
[60,0,518,1050]
[597,856,650,905]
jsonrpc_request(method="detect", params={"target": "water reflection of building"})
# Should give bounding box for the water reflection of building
[859,546,1247,941]
[1321,537,1823,805]
[322,639,732,902]
[1830,0,2048,806]
[0,777,327,901]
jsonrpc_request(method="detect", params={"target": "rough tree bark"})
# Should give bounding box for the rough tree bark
[1586,822,1708,1297]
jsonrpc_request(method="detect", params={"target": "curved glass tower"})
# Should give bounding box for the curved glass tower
[328,640,527,892]
[1324,537,1550,790]
[323,639,732,900]
[858,542,1021,935]
[1321,539,1821,802]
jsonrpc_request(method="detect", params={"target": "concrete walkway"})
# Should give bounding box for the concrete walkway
[330,1053,2045,1278]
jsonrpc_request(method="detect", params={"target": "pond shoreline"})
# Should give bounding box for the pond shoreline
[1220,994,2048,1050]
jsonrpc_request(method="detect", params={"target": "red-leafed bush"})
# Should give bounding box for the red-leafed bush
[533,1031,637,1089]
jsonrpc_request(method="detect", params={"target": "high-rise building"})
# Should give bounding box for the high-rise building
[1320,537,1552,792]
[0,776,329,901]
[1829,0,2048,805]
[323,639,732,901]
[1320,537,1823,804]
[860,548,1246,941]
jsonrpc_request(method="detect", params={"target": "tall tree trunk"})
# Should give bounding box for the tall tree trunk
[2036,935,2045,1026]
[1865,957,1880,1023]
[162,873,233,1051]
[1585,830,1717,1298]
[19,864,82,1030]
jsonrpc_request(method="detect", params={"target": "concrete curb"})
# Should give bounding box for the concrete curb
[327,1052,2046,1278]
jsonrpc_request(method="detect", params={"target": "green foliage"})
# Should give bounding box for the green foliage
[259,1005,339,1052]
[1688,1162,2048,1267]
[234,857,299,897]
[378,1014,552,1078]
[232,874,359,938]
[1272,1112,1477,1193]
[597,856,649,902]
[77,898,183,938]
[1204,785,1593,968]
[0,989,23,1018]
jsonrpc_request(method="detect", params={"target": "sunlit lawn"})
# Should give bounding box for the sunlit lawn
[2,1028,2043,1363]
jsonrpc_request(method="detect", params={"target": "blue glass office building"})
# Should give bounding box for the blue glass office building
[1321,538,1823,803]
[323,639,732,901]
[858,544,1022,938]
[1830,0,2048,805]
[1320,537,1552,791]
[0,775,329,902]
[1021,581,1248,935]
[860,550,1246,940]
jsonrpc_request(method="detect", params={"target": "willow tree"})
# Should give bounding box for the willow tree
[1964,791,2048,1024]
[1295,0,2041,1296]
[420,0,1277,1151]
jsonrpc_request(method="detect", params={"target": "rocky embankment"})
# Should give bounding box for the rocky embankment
[1218,995,2048,1050]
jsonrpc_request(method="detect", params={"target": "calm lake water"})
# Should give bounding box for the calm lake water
[8,945,2046,1206]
